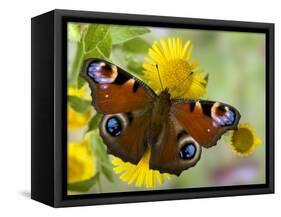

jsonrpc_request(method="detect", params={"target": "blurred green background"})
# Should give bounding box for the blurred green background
[67,22,265,194]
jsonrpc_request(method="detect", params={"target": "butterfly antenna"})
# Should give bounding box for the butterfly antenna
[156,64,164,91]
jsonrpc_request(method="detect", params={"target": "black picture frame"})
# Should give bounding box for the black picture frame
[31,9,274,207]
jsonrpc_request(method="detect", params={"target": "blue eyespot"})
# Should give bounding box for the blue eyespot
[224,109,235,125]
[179,143,196,160]
[106,117,122,137]
[212,109,236,127]
[87,63,100,79]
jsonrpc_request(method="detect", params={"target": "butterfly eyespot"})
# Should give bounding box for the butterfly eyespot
[105,116,122,137]
[87,61,117,84]
[87,62,100,78]
[224,108,236,125]
[179,143,197,160]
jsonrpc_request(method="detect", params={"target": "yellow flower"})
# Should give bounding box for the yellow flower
[68,106,91,130]
[229,123,262,156]
[112,149,171,188]
[68,86,91,100]
[67,86,91,130]
[143,37,206,99]
[68,136,96,183]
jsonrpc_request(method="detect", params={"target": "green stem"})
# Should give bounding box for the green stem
[68,40,84,87]
[97,177,103,193]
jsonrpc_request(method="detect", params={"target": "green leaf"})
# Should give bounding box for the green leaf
[122,37,150,53]
[203,73,209,87]
[77,75,86,89]
[67,173,99,192]
[84,24,110,52]
[89,130,114,183]
[124,54,144,75]
[110,26,150,44]
[87,113,102,132]
[101,162,114,182]
[83,48,100,60]
[68,96,91,113]
[68,40,84,87]
[115,38,150,75]
[68,23,81,43]
[68,24,110,87]
[97,32,112,58]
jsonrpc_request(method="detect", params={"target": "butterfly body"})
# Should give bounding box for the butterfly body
[81,58,241,176]
[148,89,171,145]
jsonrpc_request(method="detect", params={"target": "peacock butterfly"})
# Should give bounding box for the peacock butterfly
[81,58,241,176]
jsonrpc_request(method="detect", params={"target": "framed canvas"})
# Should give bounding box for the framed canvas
[31,9,274,207]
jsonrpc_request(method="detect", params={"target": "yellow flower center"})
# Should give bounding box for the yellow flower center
[231,128,254,153]
[160,59,193,91]
[229,123,261,156]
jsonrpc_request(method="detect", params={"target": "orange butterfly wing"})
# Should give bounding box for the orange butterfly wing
[149,116,202,175]
[99,112,150,164]
[81,58,155,164]
[149,99,240,175]
[81,58,155,114]
[171,99,241,148]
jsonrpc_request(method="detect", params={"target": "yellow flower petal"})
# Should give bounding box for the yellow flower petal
[112,149,171,188]
[68,86,91,100]
[229,123,262,156]
[191,59,199,70]
[68,106,91,130]
[68,136,96,183]
[181,40,191,58]
[67,86,92,130]
[185,45,193,61]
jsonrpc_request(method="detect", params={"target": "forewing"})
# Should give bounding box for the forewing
[80,58,156,114]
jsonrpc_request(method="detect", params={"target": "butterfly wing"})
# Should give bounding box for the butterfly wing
[81,58,156,164]
[81,58,156,114]
[149,116,202,176]
[99,111,150,164]
[171,99,241,148]
[149,99,240,176]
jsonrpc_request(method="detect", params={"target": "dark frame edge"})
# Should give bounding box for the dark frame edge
[56,185,272,207]
[31,10,56,207]
[266,23,274,194]
[53,9,274,32]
